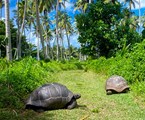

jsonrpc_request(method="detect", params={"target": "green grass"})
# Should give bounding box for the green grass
[0,70,145,120]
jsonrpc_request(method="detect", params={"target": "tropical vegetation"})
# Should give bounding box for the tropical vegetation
[0,0,145,119]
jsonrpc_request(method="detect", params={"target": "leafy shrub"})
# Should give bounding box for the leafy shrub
[109,40,145,83]
[86,57,114,74]
[0,58,50,108]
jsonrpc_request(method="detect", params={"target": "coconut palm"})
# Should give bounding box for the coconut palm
[34,0,46,60]
[55,0,68,60]
[5,0,12,61]
[13,0,28,59]
[58,11,74,60]
[18,0,27,59]
[41,14,53,59]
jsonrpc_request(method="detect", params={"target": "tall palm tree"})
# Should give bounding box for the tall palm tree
[18,0,27,59]
[55,0,59,60]
[34,0,46,60]
[58,11,74,60]
[16,0,20,59]
[55,0,70,60]
[41,14,53,59]
[5,0,12,61]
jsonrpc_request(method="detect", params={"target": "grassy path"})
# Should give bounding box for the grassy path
[2,70,145,120]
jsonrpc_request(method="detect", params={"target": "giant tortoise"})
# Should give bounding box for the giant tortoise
[25,83,81,112]
[105,75,129,95]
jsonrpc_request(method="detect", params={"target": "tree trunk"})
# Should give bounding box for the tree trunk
[56,0,59,61]
[138,0,141,35]
[37,32,40,61]
[16,0,20,59]
[5,0,12,61]
[17,0,27,59]
[65,27,71,60]
[49,40,53,60]
[60,33,65,60]
[35,0,46,59]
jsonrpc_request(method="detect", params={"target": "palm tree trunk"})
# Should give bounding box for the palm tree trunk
[48,40,53,60]
[35,0,46,59]
[65,27,71,60]
[138,0,141,35]
[60,33,65,60]
[37,32,40,61]
[17,0,27,59]
[42,11,50,59]
[45,35,50,59]
[5,0,12,61]
[16,0,20,59]
[56,0,59,61]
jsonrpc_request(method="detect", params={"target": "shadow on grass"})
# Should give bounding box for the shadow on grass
[0,109,56,120]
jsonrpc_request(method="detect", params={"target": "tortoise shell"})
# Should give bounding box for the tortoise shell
[25,83,74,110]
[105,75,129,94]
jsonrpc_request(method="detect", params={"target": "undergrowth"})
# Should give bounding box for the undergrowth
[0,39,145,115]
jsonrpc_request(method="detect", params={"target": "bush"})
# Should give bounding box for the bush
[86,57,114,74]
[109,40,145,83]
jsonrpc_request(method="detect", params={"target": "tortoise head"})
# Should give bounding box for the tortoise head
[73,93,81,99]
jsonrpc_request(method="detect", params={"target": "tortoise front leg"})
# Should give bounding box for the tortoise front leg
[66,100,77,109]
[106,90,112,95]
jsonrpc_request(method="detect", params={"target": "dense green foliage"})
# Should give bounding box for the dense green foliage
[75,1,142,58]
